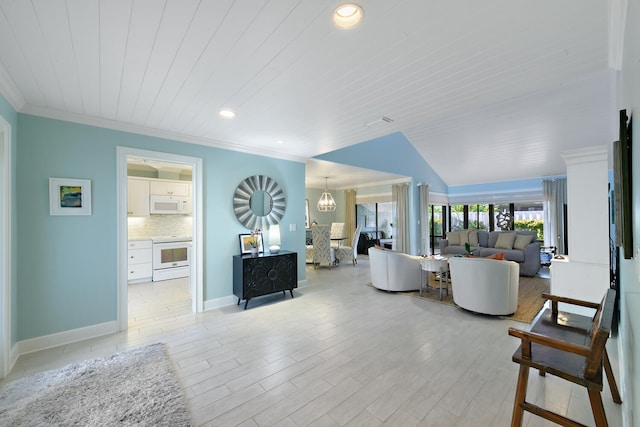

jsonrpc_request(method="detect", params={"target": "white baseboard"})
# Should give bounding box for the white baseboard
[8,342,19,375]
[204,295,236,310]
[17,321,118,356]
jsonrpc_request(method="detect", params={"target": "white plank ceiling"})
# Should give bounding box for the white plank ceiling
[0,0,612,188]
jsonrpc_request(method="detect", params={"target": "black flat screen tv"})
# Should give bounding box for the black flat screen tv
[613,109,633,259]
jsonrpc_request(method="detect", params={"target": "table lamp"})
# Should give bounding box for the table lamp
[269,224,281,253]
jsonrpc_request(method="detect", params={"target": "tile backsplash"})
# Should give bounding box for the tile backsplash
[128,215,192,238]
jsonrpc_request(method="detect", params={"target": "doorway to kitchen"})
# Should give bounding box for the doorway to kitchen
[116,147,203,332]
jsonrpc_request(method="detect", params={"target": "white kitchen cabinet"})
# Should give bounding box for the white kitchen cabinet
[128,239,152,283]
[127,178,150,216]
[149,180,190,196]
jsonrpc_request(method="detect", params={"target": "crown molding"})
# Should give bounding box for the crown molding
[18,104,308,164]
[336,177,411,191]
[0,64,25,111]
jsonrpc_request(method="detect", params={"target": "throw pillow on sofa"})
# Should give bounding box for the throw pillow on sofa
[513,234,534,250]
[446,231,460,245]
[467,230,479,246]
[459,231,469,245]
[495,232,516,250]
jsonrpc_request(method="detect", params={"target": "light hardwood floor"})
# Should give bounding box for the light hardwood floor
[4,258,623,426]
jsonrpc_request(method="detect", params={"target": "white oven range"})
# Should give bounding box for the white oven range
[152,236,191,281]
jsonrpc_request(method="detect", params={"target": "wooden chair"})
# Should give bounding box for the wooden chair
[508,289,620,427]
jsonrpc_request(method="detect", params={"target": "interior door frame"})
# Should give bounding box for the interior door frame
[0,115,11,378]
[116,147,203,331]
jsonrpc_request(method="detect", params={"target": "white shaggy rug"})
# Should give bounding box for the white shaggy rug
[0,343,192,426]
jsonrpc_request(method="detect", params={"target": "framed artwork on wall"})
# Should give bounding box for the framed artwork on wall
[49,178,92,216]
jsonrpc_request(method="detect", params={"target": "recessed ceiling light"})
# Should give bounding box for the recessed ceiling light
[333,3,363,29]
[276,140,285,144]
[219,109,236,119]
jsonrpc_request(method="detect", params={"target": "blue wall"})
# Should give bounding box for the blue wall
[305,188,345,226]
[16,114,306,340]
[314,132,447,194]
[0,94,18,348]
[314,132,447,254]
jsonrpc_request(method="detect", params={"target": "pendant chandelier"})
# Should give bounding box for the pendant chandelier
[317,177,337,212]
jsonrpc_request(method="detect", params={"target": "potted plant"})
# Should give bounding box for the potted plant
[249,228,261,256]
[464,242,472,256]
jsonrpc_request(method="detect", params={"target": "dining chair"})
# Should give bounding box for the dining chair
[330,222,345,248]
[336,224,362,265]
[311,224,335,268]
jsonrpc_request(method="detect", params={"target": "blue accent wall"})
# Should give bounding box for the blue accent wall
[314,132,447,193]
[0,93,18,348]
[313,132,447,254]
[16,114,306,340]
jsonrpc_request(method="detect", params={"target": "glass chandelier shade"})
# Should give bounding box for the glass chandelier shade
[317,177,337,212]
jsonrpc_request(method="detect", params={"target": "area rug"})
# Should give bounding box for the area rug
[398,274,550,324]
[0,343,192,426]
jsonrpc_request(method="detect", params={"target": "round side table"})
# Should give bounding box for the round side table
[420,257,450,300]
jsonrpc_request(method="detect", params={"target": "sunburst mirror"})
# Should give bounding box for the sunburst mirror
[233,175,286,229]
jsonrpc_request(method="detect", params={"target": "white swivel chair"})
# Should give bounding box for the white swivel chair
[311,225,335,268]
[336,224,362,265]
[448,256,519,315]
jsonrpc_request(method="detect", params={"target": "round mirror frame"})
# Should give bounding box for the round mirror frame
[233,175,286,229]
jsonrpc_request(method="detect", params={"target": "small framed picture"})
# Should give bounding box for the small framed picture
[365,215,376,227]
[49,178,92,216]
[239,233,264,254]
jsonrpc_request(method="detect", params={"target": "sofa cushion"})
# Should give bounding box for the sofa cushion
[495,232,516,249]
[446,231,460,245]
[468,230,479,246]
[459,231,469,245]
[513,234,534,250]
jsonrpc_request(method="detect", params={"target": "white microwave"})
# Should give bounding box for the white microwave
[150,195,189,214]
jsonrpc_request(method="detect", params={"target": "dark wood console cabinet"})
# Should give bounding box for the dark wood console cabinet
[233,250,297,309]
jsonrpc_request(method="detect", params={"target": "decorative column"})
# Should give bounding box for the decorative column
[551,145,610,309]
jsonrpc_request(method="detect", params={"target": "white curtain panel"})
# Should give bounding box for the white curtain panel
[344,189,357,242]
[419,184,430,255]
[543,178,567,254]
[392,183,410,253]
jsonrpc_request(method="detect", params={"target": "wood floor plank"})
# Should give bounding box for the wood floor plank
[3,263,622,427]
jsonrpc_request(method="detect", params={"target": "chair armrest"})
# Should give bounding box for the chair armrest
[508,327,590,357]
[439,239,449,253]
[541,293,601,309]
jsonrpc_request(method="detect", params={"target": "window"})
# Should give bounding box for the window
[447,201,544,241]
[468,204,489,230]
[493,203,513,231]
[430,205,446,254]
[449,204,466,230]
[356,201,394,240]
[514,202,544,240]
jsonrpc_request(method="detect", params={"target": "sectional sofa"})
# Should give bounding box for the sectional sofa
[439,229,541,277]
